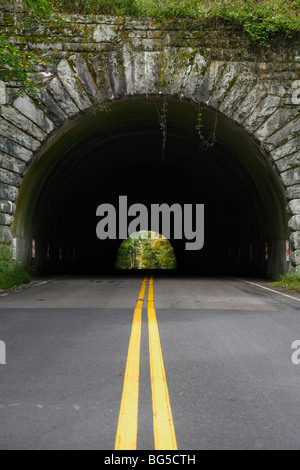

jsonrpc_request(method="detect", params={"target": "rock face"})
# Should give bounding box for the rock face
[0,3,299,269]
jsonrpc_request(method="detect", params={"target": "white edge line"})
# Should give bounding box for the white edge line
[243,280,300,303]
[31,281,50,287]
[0,279,55,297]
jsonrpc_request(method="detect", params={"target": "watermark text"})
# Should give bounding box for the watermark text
[96,196,204,251]
[291,340,300,365]
[0,340,6,365]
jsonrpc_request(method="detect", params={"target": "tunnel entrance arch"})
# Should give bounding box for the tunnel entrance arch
[12,96,289,277]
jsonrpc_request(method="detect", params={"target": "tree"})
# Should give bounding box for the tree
[115,232,177,270]
[116,237,136,269]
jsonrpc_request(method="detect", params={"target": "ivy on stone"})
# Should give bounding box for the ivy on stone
[51,0,300,46]
[0,36,47,95]
[196,105,217,150]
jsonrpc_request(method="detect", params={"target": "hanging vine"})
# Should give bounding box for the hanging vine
[153,97,168,161]
[160,98,168,161]
[196,104,218,150]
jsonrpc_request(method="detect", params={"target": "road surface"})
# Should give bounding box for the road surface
[1,275,300,450]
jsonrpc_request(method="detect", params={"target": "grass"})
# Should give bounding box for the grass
[272,273,300,294]
[0,245,30,291]
[4,0,300,46]
[53,0,300,45]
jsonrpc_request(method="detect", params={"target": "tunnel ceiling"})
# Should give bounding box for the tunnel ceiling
[14,97,288,277]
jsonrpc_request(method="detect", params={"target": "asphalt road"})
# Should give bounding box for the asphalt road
[1,275,300,450]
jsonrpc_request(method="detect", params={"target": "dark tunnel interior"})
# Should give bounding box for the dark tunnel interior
[13,97,289,278]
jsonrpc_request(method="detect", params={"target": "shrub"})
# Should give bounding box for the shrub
[0,0,299,94]
[272,273,300,293]
[49,0,300,45]
[0,245,30,291]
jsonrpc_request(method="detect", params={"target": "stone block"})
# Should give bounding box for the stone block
[0,213,14,225]
[281,168,300,187]
[255,108,299,143]
[0,151,27,175]
[275,152,300,173]
[13,96,55,134]
[56,59,93,111]
[244,95,281,133]
[271,138,300,160]
[36,90,66,127]
[0,117,40,152]
[288,214,300,231]
[93,24,117,42]
[0,183,19,202]
[291,231,300,250]
[1,106,47,141]
[289,199,300,215]
[0,200,16,215]
[0,139,33,163]
[0,168,22,187]
[70,54,103,103]
[291,248,300,267]
[262,112,300,148]
[48,77,80,118]
[0,225,12,244]
[0,81,6,105]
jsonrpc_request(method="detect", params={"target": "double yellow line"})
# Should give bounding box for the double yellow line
[115,276,177,451]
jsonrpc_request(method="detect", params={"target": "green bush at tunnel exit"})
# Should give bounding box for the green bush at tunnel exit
[116,232,177,270]
[0,246,30,291]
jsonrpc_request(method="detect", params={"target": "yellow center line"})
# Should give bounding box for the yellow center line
[114,276,148,451]
[148,276,178,450]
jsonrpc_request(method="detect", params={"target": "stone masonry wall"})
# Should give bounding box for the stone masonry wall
[0,2,299,266]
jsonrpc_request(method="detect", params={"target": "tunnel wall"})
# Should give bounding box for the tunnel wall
[0,2,299,271]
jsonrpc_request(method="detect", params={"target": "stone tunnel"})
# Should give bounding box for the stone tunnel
[0,3,299,277]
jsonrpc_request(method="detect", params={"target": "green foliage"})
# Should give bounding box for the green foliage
[0,245,30,291]
[116,232,177,270]
[23,0,55,26]
[0,0,52,93]
[159,99,168,160]
[208,0,300,47]
[50,0,199,18]
[3,1,298,45]
[51,0,300,45]
[196,105,217,149]
[150,236,177,269]
[0,0,298,94]
[272,273,300,293]
[0,35,47,94]
[0,0,299,92]
[116,237,136,269]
